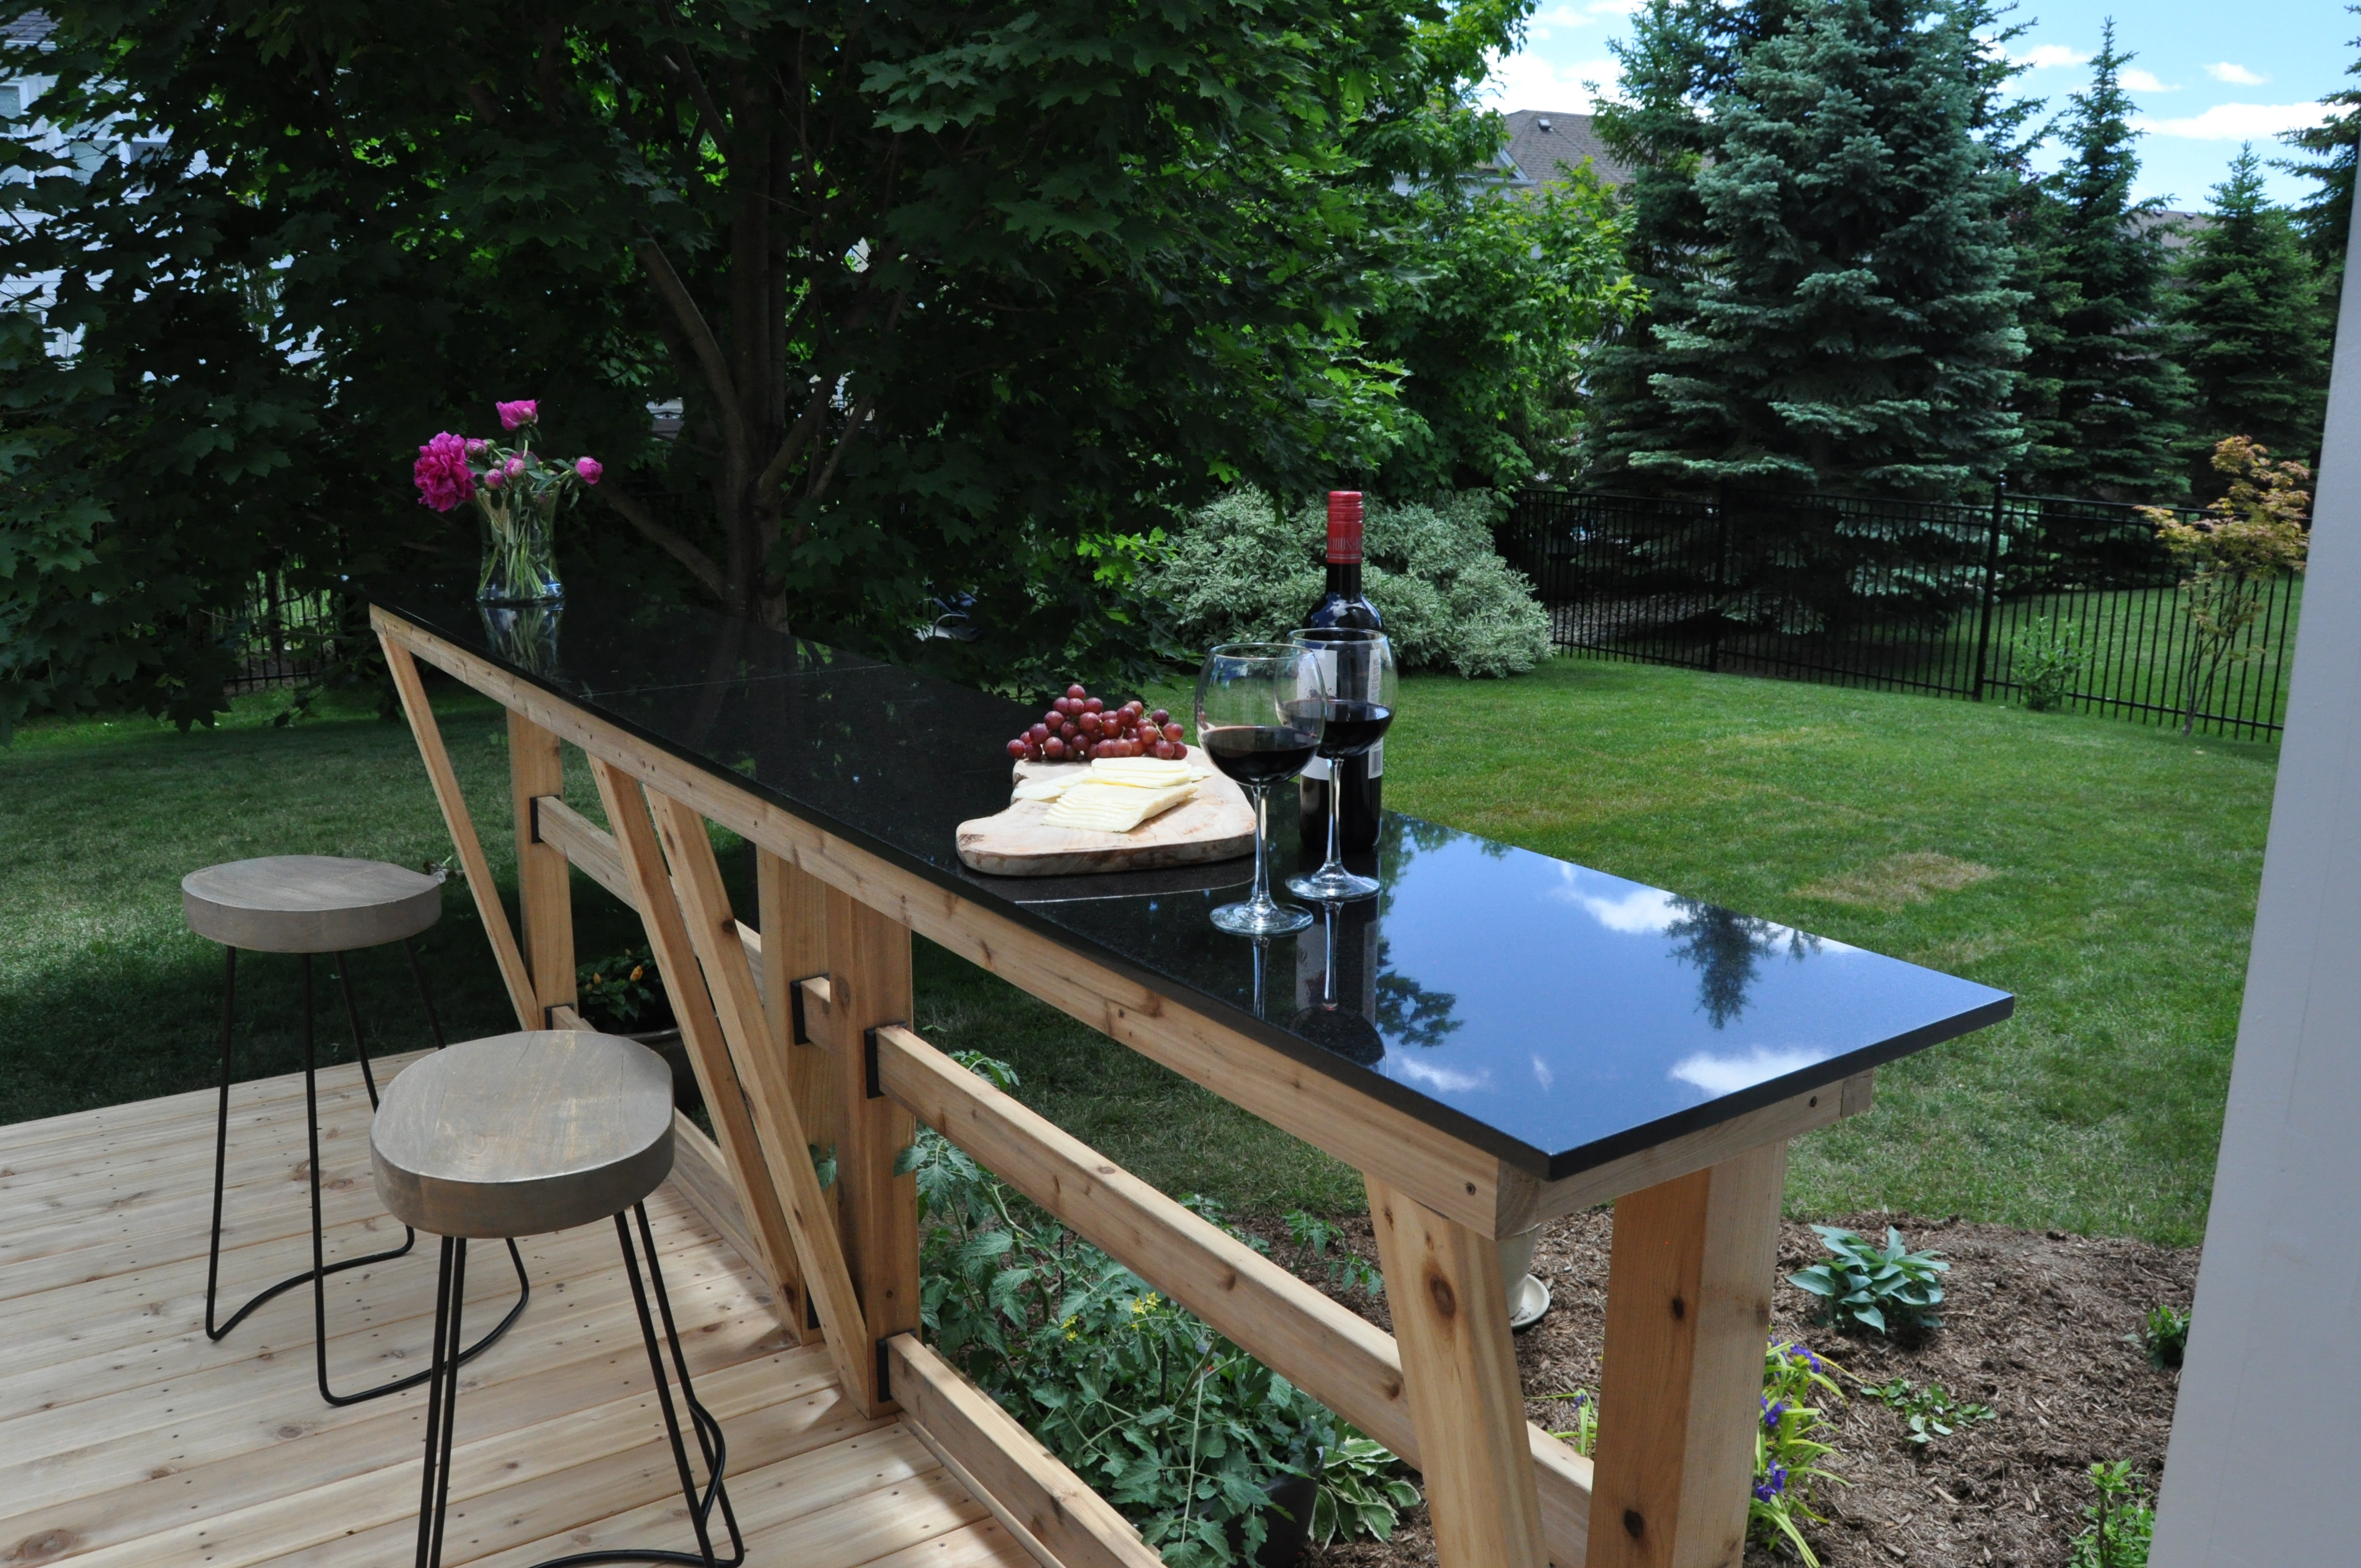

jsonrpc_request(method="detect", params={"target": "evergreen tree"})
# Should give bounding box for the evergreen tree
[1604,0,2023,496]
[2011,25,2190,499]
[2169,146,2329,489]
[2274,4,2361,304]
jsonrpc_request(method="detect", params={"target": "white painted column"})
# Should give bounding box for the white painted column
[2150,208,2361,1564]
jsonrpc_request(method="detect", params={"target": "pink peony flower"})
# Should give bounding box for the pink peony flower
[496,399,538,431]
[412,432,476,512]
[504,455,526,479]
[464,437,488,456]
[482,466,506,490]
[575,456,602,486]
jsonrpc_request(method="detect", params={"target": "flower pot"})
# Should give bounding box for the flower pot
[1499,1224,1552,1330]
[1255,1468,1320,1567]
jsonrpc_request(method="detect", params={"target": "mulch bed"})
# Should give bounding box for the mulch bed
[1239,1210,2196,1567]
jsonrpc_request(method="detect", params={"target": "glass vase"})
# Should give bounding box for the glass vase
[476,497,562,605]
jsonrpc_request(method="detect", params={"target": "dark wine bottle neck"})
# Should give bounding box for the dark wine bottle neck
[1325,560,1362,598]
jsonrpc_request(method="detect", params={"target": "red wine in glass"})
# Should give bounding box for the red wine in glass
[1195,644,1326,937]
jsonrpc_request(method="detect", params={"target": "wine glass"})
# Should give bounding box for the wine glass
[1286,628,1396,901]
[1195,642,1326,936]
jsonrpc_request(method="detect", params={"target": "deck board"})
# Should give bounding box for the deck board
[0,1058,1023,1567]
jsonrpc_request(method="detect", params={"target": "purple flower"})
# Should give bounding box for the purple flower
[412,432,476,512]
[482,466,506,490]
[1753,1463,1788,1504]
[496,399,539,431]
[464,437,489,456]
[1784,1344,1824,1373]
[575,456,602,486]
[1762,1397,1788,1431]
[504,455,526,479]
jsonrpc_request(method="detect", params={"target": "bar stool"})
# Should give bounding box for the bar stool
[372,1031,743,1568]
[183,854,527,1406]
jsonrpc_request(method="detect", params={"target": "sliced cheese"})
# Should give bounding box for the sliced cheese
[1041,778,1199,833]
[1010,772,1080,802]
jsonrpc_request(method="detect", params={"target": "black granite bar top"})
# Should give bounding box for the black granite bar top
[371,584,2012,1182]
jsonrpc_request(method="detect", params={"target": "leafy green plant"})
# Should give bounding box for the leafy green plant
[1308,1436,1422,1545]
[2012,616,2092,712]
[1283,1210,1384,1295]
[1862,1378,1995,1447]
[2069,1461,2155,1568]
[575,948,667,1032]
[2129,1304,2190,1370]
[909,1053,1413,1565]
[1788,1225,1949,1335]
[1543,1344,1845,1566]
[1751,1343,1848,1566]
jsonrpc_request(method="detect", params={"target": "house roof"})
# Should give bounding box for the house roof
[1500,110,1634,192]
[2,12,53,47]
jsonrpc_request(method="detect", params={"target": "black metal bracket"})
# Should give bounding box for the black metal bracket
[863,1026,884,1099]
[875,1338,894,1403]
[527,794,547,845]
[789,975,823,1046]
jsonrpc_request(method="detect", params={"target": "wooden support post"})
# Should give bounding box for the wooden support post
[587,756,812,1351]
[378,631,539,1030]
[508,712,575,1026]
[1367,1173,1549,1568]
[1585,1142,1788,1568]
[825,884,921,1414]
[759,849,838,1189]
[646,792,867,1364]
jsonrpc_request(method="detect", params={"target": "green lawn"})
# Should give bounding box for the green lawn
[2,655,2273,1244]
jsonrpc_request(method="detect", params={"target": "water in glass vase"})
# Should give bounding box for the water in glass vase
[478,498,563,605]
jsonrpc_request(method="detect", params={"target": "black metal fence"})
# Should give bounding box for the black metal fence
[211,573,343,696]
[1497,485,2302,740]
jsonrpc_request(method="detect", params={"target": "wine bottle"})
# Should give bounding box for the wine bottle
[1300,491,1384,854]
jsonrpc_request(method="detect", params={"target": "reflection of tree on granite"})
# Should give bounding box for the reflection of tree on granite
[1664,898,1819,1028]
[1373,948,1464,1050]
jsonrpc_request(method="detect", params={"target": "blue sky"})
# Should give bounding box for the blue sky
[1482,1,2357,211]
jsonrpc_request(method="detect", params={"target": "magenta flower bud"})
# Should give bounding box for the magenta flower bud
[464,437,488,456]
[503,455,526,479]
[496,399,539,431]
[575,456,603,486]
[482,466,506,489]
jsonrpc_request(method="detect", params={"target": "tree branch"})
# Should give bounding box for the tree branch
[599,486,728,601]
[633,235,748,461]
[755,379,834,497]
[807,395,875,500]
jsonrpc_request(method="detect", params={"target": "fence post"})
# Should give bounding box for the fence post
[1972,479,2005,701]
[1709,481,1731,674]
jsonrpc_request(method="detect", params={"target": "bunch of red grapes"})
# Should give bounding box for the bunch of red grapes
[1006,684,1187,763]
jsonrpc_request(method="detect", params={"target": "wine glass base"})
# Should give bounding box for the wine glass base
[1287,867,1380,902]
[1211,897,1315,936]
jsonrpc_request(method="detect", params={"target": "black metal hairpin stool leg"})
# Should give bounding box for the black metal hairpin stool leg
[203,944,530,1406]
[415,1204,744,1568]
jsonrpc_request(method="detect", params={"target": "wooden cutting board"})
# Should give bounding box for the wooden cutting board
[956,748,1255,876]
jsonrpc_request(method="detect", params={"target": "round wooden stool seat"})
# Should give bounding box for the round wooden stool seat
[182,856,443,954]
[372,1032,675,1239]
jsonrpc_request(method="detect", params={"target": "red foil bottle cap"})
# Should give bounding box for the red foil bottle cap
[1326,491,1364,564]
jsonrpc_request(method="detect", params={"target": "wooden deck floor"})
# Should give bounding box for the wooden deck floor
[0,1055,1033,1568]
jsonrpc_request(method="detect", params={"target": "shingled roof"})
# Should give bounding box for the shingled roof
[1500,110,1634,192]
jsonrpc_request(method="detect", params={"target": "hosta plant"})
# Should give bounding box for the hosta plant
[1788,1225,1949,1335]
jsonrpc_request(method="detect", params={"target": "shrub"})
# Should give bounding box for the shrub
[2012,616,2091,711]
[1147,489,1553,677]
[1787,1225,1948,1336]
[575,948,667,1032]
[908,1052,1418,1565]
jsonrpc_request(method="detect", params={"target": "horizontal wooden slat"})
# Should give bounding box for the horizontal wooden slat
[888,1335,1161,1568]
[873,1023,1595,1564]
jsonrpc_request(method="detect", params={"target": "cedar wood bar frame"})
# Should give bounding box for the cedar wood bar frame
[377,605,1874,1568]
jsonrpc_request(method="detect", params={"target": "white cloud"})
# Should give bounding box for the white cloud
[1549,868,1680,933]
[1669,1044,1836,1098]
[1482,48,1620,112]
[2206,62,2269,86]
[2120,69,2179,94]
[1389,1056,1490,1095]
[1521,1,1639,41]
[2136,102,2330,141]
[2013,43,2091,70]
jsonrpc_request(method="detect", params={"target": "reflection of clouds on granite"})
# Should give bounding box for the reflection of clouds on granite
[1389,1055,1490,1095]
[1669,1043,1836,1097]
[1551,864,1680,933]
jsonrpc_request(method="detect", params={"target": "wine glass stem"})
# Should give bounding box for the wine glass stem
[1249,783,1273,908]
[1323,765,1345,873]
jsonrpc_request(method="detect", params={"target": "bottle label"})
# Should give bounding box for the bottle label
[1303,755,1332,781]
[1367,739,1383,778]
